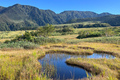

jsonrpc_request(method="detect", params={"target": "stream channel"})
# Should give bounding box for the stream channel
[39,53,115,80]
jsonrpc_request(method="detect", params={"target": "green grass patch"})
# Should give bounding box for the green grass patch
[67,36,120,44]
[34,37,64,45]
[0,41,40,49]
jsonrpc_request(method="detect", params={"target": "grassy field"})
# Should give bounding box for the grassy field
[0,31,25,39]
[0,27,120,80]
[0,30,36,41]
[54,21,101,27]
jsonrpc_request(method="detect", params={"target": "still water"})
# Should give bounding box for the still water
[39,53,114,80]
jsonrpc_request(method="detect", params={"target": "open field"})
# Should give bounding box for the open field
[0,31,25,39]
[0,26,119,42]
[0,26,120,80]
[0,30,35,39]
[50,34,120,45]
[0,27,105,42]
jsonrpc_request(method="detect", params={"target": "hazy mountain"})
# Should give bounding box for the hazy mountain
[0,4,112,31]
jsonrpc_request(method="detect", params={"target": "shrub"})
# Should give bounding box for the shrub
[77,30,102,39]
[0,41,39,49]
[57,26,74,35]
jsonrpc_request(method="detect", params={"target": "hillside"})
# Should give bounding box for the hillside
[0,6,5,12]
[66,15,120,26]
[0,4,112,31]
[59,11,111,21]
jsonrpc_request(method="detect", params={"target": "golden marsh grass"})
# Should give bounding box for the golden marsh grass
[0,42,120,80]
[0,27,120,80]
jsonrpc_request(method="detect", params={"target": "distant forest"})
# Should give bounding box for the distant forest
[66,15,120,26]
[55,23,111,29]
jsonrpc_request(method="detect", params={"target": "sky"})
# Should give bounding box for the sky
[0,0,119,14]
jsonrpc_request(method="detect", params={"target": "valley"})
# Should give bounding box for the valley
[0,3,120,80]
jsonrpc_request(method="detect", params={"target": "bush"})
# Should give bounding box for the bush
[116,33,120,36]
[0,41,39,49]
[77,30,102,39]
[57,26,74,35]
[2,37,63,49]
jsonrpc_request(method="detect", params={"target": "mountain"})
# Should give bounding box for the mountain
[66,15,120,26]
[0,4,112,31]
[59,11,112,21]
[0,6,5,12]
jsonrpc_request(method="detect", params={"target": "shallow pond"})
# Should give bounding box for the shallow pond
[39,53,115,80]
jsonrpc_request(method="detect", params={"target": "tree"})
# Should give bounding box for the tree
[77,31,87,39]
[104,28,114,37]
[37,24,55,37]
[24,31,33,41]
[62,26,74,34]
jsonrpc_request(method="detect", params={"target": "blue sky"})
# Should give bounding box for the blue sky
[0,0,119,14]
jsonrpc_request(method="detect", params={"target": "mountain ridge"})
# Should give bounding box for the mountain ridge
[0,4,113,31]
[66,15,120,26]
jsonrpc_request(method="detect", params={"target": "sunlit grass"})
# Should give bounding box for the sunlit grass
[0,30,35,40]
[66,58,120,80]
[0,31,25,39]
[54,21,100,27]
[0,27,120,80]
[0,49,47,80]
[50,34,78,40]
[0,42,120,80]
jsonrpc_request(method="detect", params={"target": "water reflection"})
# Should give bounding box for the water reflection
[39,53,114,80]
[39,53,91,80]
[80,53,115,59]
